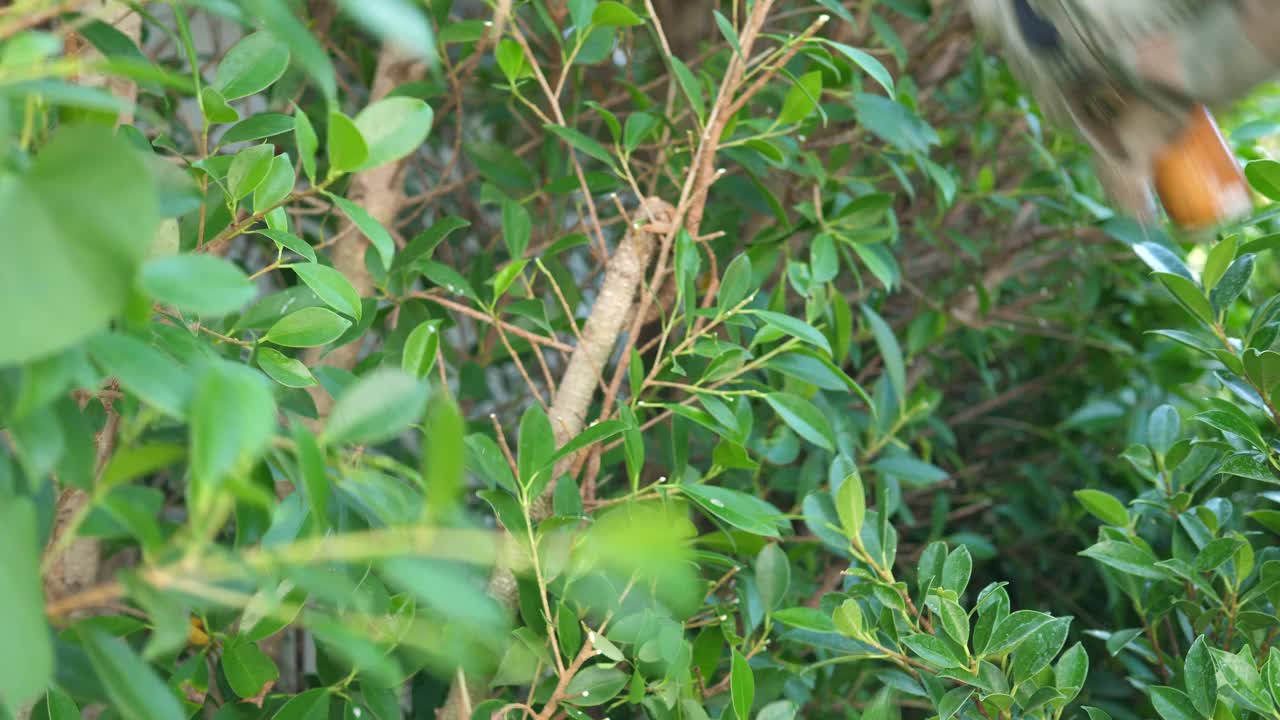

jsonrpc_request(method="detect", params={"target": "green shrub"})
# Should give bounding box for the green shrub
[2,2,1280,720]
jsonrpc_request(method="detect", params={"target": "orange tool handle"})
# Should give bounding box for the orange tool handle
[1153,105,1252,230]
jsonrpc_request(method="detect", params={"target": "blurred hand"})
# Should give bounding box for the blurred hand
[968,0,1280,222]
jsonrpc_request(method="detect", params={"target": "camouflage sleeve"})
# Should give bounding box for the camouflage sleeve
[967,0,1280,222]
[973,0,1280,110]
[1172,0,1280,105]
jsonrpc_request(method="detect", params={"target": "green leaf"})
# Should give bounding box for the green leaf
[1055,642,1089,699]
[1202,236,1238,291]
[1147,404,1181,456]
[545,124,615,166]
[853,93,938,153]
[291,420,329,529]
[982,610,1053,657]
[852,243,900,291]
[264,307,352,347]
[354,96,434,171]
[1150,687,1200,720]
[623,111,657,152]
[712,10,742,56]
[213,32,289,100]
[766,351,858,393]
[778,71,823,125]
[80,630,185,720]
[294,107,319,183]
[862,305,905,403]
[1194,537,1245,573]
[901,633,964,668]
[936,597,970,646]
[765,392,835,451]
[825,41,895,96]
[401,320,442,379]
[751,310,832,355]
[755,700,796,720]
[1210,647,1274,714]
[1083,708,1113,720]
[1153,273,1215,326]
[393,216,470,272]
[495,38,527,84]
[34,687,80,720]
[938,687,972,720]
[1010,616,1070,684]
[423,391,465,520]
[271,688,330,720]
[755,543,790,612]
[328,193,395,270]
[221,640,279,699]
[1074,489,1129,527]
[190,361,277,486]
[327,110,369,175]
[256,347,317,388]
[670,56,705,123]
[0,498,53,709]
[1246,159,1280,200]
[548,420,627,466]
[592,0,644,26]
[681,484,784,538]
[921,156,958,207]
[102,444,186,489]
[1134,242,1196,281]
[1249,509,1280,533]
[731,649,754,720]
[557,601,583,661]
[1080,541,1169,581]
[1195,408,1268,453]
[1218,451,1276,482]
[517,404,556,495]
[835,472,865,542]
[222,113,295,145]
[812,234,840,283]
[502,198,532,259]
[438,20,487,44]
[141,254,256,316]
[421,261,479,301]
[292,263,362,320]
[227,143,275,201]
[833,599,864,638]
[1210,253,1255,316]
[1266,648,1280,712]
[943,546,973,596]
[490,259,529,301]
[322,368,428,446]
[254,152,295,209]
[88,332,191,418]
[1185,636,1217,717]
[565,666,628,707]
[1147,329,1219,358]
[768,607,836,633]
[258,229,317,263]
[872,454,947,487]
[201,86,238,123]
[0,125,157,364]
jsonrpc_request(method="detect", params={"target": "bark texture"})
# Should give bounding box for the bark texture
[437,198,674,720]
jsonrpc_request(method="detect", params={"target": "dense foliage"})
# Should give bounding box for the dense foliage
[4,1,1280,720]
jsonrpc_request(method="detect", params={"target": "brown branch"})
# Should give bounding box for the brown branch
[414,292,574,354]
[533,197,674,517]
